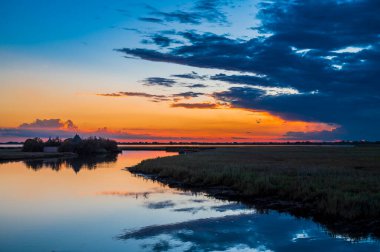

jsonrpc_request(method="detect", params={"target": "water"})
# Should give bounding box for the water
[0,151,379,252]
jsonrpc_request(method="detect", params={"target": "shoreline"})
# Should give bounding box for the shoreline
[129,169,380,240]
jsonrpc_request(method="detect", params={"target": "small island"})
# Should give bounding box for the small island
[0,135,120,161]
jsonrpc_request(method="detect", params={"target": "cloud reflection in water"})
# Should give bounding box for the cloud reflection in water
[119,211,379,252]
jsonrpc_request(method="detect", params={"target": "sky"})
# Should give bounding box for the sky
[0,0,379,142]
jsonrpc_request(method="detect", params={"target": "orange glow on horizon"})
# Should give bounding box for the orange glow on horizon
[0,78,336,142]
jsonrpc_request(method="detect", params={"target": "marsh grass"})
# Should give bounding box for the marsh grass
[130,146,380,221]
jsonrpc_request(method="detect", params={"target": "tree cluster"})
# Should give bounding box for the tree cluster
[22,136,119,155]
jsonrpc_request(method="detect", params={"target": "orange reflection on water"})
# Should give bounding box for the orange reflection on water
[0,151,176,217]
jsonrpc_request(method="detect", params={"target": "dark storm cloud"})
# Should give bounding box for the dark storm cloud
[118,0,380,140]
[116,31,260,73]
[214,86,380,139]
[142,77,176,87]
[256,0,380,50]
[210,73,275,87]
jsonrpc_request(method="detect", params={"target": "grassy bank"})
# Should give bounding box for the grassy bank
[0,149,76,161]
[129,146,380,223]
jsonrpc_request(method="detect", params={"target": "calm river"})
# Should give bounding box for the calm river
[0,151,379,252]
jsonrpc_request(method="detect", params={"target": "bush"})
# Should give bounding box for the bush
[22,138,44,152]
[58,136,119,155]
[75,137,118,155]
[58,138,76,152]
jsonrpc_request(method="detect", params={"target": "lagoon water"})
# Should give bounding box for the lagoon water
[0,151,379,252]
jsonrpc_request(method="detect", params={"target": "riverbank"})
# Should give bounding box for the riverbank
[128,146,380,238]
[0,149,77,161]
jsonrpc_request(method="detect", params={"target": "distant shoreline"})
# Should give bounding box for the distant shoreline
[0,143,375,161]
[0,144,359,161]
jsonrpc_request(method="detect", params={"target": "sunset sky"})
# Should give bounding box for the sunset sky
[1,0,379,142]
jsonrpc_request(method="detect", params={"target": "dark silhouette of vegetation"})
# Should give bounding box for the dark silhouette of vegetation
[22,135,119,155]
[130,146,380,226]
[44,137,62,147]
[22,138,44,152]
[59,136,119,155]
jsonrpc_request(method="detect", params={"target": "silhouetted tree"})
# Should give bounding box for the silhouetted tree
[58,136,119,155]
[22,138,44,152]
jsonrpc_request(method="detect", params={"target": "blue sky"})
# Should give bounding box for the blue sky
[0,0,257,94]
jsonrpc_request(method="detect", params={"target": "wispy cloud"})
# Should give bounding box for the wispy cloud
[172,71,207,80]
[98,91,206,103]
[139,0,230,25]
[186,84,208,89]
[173,92,204,99]
[171,103,220,109]
[142,77,177,87]
[97,91,170,102]
[138,17,164,23]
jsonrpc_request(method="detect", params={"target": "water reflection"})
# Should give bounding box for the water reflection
[119,211,379,252]
[0,151,379,252]
[23,154,118,173]
[99,188,168,199]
